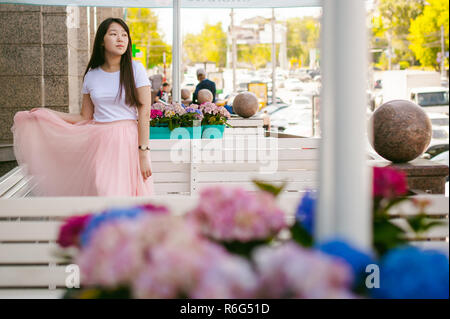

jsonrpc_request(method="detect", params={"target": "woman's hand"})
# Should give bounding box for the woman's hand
[139,151,153,180]
[29,108,43,113]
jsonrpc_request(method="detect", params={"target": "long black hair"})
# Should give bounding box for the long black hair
[83,18,141,108]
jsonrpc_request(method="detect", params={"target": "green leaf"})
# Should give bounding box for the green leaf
[290,222,314,247]
[406,214,446,234]
[373,217,408,257]
[221,239,271,258]
[252,180,287,197]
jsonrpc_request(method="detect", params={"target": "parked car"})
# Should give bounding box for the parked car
[285,78,304,91]
[410,87,449,114]
[291,96,312,109]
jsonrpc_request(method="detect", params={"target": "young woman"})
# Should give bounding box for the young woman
[11,18,154,196]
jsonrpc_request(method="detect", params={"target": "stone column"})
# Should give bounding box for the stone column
[0,4,44,142]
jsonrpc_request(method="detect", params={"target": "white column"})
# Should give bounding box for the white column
[317,0,371,249]
[231,8,237,93]
[172,0,181,103]
[271,8,276,105]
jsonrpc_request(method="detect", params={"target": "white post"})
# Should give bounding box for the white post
[441,25,446,82]
[231,8,237,93]
[271,8,276,106]
[172,0,181,103]
[317,0,371,249]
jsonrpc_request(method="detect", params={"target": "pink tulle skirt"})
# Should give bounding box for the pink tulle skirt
[11,109,154,196]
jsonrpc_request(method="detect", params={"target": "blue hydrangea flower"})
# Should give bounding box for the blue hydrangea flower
[317,239,375,287]
[80,207,144,247]
[372,246,449,299]
[295,191,316,235]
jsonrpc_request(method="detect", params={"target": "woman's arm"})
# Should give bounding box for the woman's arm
[136,85,152,180]
[31,94,94,124]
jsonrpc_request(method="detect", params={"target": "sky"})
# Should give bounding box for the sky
[153,7,322,44]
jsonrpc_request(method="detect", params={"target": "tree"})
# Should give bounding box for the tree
[409,0,449,70]
[183,22,227,67]
[370,0,425,69]
[126,8,172,68]
[286,17,320,68]
[237,43,274,69]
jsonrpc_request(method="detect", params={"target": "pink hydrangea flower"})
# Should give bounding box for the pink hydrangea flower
[76,218,144,287]
[187,186,287,242]
[252,242,355,299]
[150,109,163,119]
[372,166,408,199]
[57,214,92,248]
[151,102,166,111]
[191,254,258,298]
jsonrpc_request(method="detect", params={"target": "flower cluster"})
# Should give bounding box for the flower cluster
[252,242,355,298]
[150,109,163,119]
[199,102,231,125]
[372,166,408,199]
[185,107,204,121]
[56,204,169,249]
[187,186,286,242]
[57,214,92,248]
[372,246,449,299]
[74,213,259,298]
[317,239,375,289]
[295,190,316,235]
[57,182,448,300]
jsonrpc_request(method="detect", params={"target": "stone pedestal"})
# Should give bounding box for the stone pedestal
[371,159,449,194]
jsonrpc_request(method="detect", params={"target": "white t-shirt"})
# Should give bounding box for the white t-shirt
[81,60,151,122]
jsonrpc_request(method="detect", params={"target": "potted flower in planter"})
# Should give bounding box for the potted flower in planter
[150,103,202,139]
[198,102,232,139]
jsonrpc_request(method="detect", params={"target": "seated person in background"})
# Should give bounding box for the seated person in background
[193,68,216,104]
[181,88,192,108]
[155,82,171,104]
[262,110,271,131]
[197,89,214,105]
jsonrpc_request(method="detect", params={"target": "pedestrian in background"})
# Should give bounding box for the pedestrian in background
[193,68,216,104]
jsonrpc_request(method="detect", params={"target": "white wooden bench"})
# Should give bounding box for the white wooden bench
[150,137,319,195]
[0,166,37,198]
[0,194,447,299]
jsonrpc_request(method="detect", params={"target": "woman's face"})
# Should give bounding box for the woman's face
[103,22,129,56]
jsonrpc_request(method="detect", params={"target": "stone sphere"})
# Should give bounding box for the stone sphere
[232,92,259,118]
[368,100,432,163]
[181,88,191,100]
[198,89,213,104]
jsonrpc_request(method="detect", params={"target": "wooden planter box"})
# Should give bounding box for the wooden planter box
[150,126,202,139]
[202,125,225,139]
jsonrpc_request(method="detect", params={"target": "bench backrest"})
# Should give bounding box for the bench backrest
[0,194,447,298]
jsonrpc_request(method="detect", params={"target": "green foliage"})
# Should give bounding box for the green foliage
[409,0,449,70]
[126,8,172,68]
[150,113,201,131]
[290,222,313,248]
[202,113,228,126]
[373,215,408,258]
[252,180,286,197]
[237,43,274,69]
[286,17,320,67]
[63,286,131,299]
[221,239,272,258]
[183,22,227,67]
[371,0,425,68]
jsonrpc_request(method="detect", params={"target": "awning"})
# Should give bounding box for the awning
[0,0,322,8]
